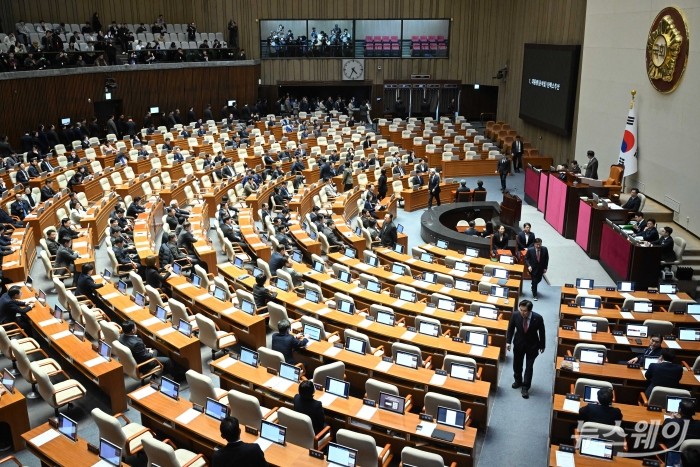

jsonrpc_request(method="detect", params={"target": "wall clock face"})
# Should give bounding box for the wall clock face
[646,6,689,93]
[342,59,365,80]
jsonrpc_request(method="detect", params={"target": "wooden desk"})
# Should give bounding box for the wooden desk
[211,355,475,466]
[27,304,127,413]
[24,192,70,241]
[128,386,326,466]
[1,227,34,283]
[559,286,692,305]
[168,274,267,351]
[576,199,630,259]
[188,205,218,273]
[95,283,202,373]
[82,194,119,248]
[23,423,118,467]
[0,386,30,451]
[441,159,499,178]
[548,445,653,466]
[419,243,525,277]
[403,182,459,212]
[558,304,700,327]
[600,223,663,290]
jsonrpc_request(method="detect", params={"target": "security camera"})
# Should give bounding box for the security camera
[493,67,508,80]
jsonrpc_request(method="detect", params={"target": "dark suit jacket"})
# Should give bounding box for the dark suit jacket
[10,200,31,219]
[645,361,683,396]
[377,175,388,195]
[27,166,40,178]
[15,170,30,186]
[621,196,641,212]
[76,273,104,301]
[661,418,700,448]
[40,185,56,201]
[512,140,524,156]
[497,157,510,175]
[641,227,659,242]
[271,332,307,364]
[0,294,32,324]
[379,221,397,247]
[652,236,677,262]
[579,403,623,426]
[211,441,267,467]
[411,175,423,188]
[119,333,153,363]
[585,157,598,179]
[293,394,326,434]
[55,245,79,271]
[428,174,441,193]
[525,246,549,276]
[516,231,536,250]
[506,311,545,352]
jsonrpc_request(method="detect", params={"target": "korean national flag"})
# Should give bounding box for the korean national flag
[618,101,638,177]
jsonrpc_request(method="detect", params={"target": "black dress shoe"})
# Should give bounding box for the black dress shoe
[512,381,522,389]
[521,388,529,399]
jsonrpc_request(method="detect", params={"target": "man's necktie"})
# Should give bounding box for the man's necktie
[523,318,529,333]
[536,249,541,262]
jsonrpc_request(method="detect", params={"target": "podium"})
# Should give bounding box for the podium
[575,199,630,259]
[599,222,661,289]
[544,172,609,239]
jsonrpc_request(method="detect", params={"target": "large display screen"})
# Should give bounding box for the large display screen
[519,44,581,135]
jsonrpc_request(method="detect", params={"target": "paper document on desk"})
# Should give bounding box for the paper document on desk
[131,386,156,400]
[3,261,18,267]
[349,287,363,295]
[392,299,407,307]
[355,262,370,271]
[196,293,212,301]
[84,356,106,368]
[30,428,60,447]
[255,438,273,452]
[102,292,120,300]
[416,421,437,437]
[580,308,598,315]
[439,286,453,294]
[375,360,393,372]
[73,241,88,247]
[576,288,589,296]
[470,345,485,356]
[423,306,435,315]
[157,327,176,336]
[221,307,236,315]
[265,376,295,392]
[293,298,309,307]
[578,332,593,341]
[620,293,635,300]
[665,340,681,349]
[486,296,499,304]
[39,318,60,327]
[176,408,201,424]
[388,273,401,281]
[401,330,417,340]
[124,305,141,313]
[357,319,373,328]
[693,314,700,322]
[430,373,447,386]
[51,330,72,340]
[141,317,160,327]
[355,405,377,420]
[562,399,581,413]
[176,282,193,290]
[452,270,467,278]
[555,450,575,467]
[614,335,630,345]
[323,345,342,357]
[218,357,237,369]
[316,307,331,316]
[619,311,634,320]
[318,393,337,407]
[668,294,680,301]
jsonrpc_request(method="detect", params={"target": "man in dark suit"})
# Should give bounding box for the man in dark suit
[44,229,60,257]
[10,193,31,220]
[55,236,81,286]
[661,399,700,449]
[415,159,429,174]
[631,212,645,233]
[506,299,545,398]
[0,286,34,334]
[464,221,479,236]
[512,135,524,173]
[293,380,326,434]
[621,188,641,211]
[427,169,441,208]
[584,150,598,179]
[516,223,536,252]
[650,226,677,262]
[40,180,56,201]
[76,263,104,303]
[454,180,470,201]
[379,213,397,248]
[496,155,510,193]
[211,416,267,467]
[578,387,622,426]
[645,349,683,397]
[524,238,549,300]
[271,318,307,364]
[40,158,55,172]
[119,319,174,376]
[640,219,659,242]
[27,159,41,178]
[627,335,662,365]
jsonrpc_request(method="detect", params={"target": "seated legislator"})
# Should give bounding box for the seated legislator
[454,180,469,200]
[271,318,308,365]
[491,225,510,256]
[578,387,622,426]
[10,193,31,220]
[76,263,104,302]
[649,226,677,262]
[640,219,659,242]
[410,171,424,189]
[645,349,683,397]
[119,320,176,379]
[631,212,645,233]
[621,188,641,211]
[294,380,326,434]
[627,335,662,366]
[44,229,60,256]
[252,274,278,309]
[177,222,206,271]
[211,416,268,467]
[661,399,700,449]
[464,221,479,237]
[55,236,80,286]
[40,179,56,201]
[0,286,34,335]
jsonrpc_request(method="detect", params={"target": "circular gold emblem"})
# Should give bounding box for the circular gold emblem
[646,7,690,93]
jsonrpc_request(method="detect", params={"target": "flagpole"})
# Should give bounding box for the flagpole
[621,89,636,194]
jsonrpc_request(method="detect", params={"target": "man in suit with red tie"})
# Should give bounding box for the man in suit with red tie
[524,238,549,300]
[512,135,524,173]
[507,299,545,399]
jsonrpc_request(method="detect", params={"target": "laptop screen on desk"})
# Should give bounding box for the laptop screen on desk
[478,306,498,319]
[378,392,406,414]
[659,284,677,294]
[583,385,602,403]
[71,322,85,341]
[437,299,455,312]
[155,305,168,322]
[117,280,127,294]
[679,328,700,341]
[490,286,508,298]
[633,302,652,313]
[436,239,448,249]
[454,279,471,291]
[172,262,182,275]
[420,252,433,263]
[450,363,475,382]
[394,350,418,369]
[303,323,321,342]
[576,279,594,290]
[499,255,514,264]
[275,278,289,292]
[626,324,648,338]
[580,297,600,309]
[345,336,366,355]
[465,248,479,258]
[376,310,394,326]
[313,260,325,273]
[365,255,379,267]
[260,420,286,445]
[644,357,659,370]
[466,332,488,347]
[160,377,179,400]
[393,244,405,254]
[579,350,605,365]
[398,289,416,302]
[437,406,467,430]
[396,224,404,234]
[418,321,439,337]
[422,272,436,284]
[205,397,229,421]
[391,264,405,275]
[177,319,192,337]
[338,270,352,283]
[99,438,122,466]
[337,299,354,315]
[191,274,202,288]
[240,347,258,367]
[687,304,700,315]
[325,377,350,399]
[135,292,146,308]
[666,396,696,413]
[279,362,301,382]
[2,368,15,394]
[213,286,227,301]
[240,299,255,315]
[98,341,111,361]
[493,268,509,279]
[291,250,302,263]
[454,261,469,272]
[327,442,358,467]
[617,281,635,292]
[579,438,613,460]
[57,414,78,441]
[366,280,381,294]
[344,247,356,259]
[575,321,597,333]
[305,289,320,303]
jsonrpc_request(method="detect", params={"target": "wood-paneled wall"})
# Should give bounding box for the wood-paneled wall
[3,0,587,160]
[0,65,259,143]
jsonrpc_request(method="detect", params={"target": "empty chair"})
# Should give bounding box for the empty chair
[391,342,431,369]
[667,299,696,313]
[415,316,447,337]
[276,407,331,450]
[458,326,490,345]
[311,361,345,386]
[364,378,412,411]
[621,297,650,310]
[401,446,456,467]
[267,301,296,333]
[257,347,286,371]
[141,437,206,467]
[185,369,227,407]
[31,361,86,416]
[643,319,673,336]
[195,314,237,359]
[91,408,155,457]
[423,392,463,418]
[99,320,122,346]
[112,340,163,385]
[145,285,169,315]
[168,298,198,332]
[335,429,393,467]
[344,329,384,356]
[11,340,61,399]
[0,324,41,374]
[227,389,278,429]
